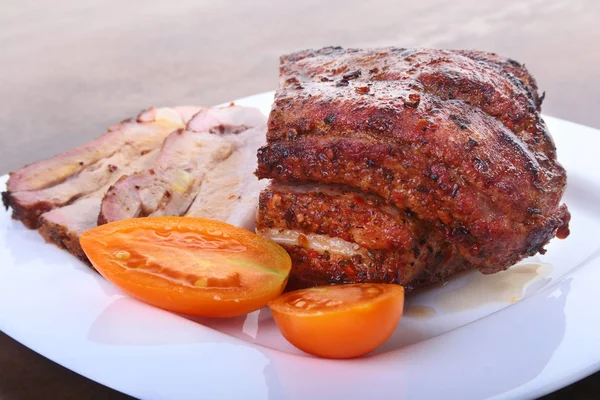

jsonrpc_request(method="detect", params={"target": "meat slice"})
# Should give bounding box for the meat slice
[3,106,199,228]
[4,103,268,262]
[98,106,267,229]
[184,125,268,229]
[96,130,232,224]
[256,47,570,274]
[257,183,472,290]
[38,147,160,261]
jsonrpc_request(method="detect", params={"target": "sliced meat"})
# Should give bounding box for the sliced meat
[38,149,161,260]
[39,198,107,262]
[98,106,267,228]
[3,106,199,228]
[256,47,570,274]
[185,106,267,133]
[256,183,472,290]
[185,125,268,230]
[97,131,233,224]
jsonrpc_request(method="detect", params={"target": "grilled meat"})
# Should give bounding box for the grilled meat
[184,126,268,228]
[256,47,570,280]
[257,48,569,273]
[98,106,267,226]
[4,105,267,261]
[257,183,472,290]
[3,107,198,228]
[38,149,161,261]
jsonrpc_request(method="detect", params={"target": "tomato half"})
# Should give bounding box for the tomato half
[80,217,291,317]
[269,283,404,358]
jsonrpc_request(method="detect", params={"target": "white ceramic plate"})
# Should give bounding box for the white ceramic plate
[1,91,599,400]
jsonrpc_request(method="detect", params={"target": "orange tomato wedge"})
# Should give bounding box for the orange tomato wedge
[269,283,404,359]
[80,217,291,317]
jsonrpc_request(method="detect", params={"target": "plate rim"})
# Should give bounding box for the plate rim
[1,91,600,400]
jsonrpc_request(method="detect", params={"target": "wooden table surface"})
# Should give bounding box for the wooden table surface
[1,0,599,398]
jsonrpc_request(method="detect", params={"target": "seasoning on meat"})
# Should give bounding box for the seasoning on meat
[256,46,570,289]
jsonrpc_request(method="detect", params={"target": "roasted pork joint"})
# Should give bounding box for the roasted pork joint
[256,47,570,289]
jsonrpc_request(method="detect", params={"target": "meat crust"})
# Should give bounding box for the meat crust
[257,183,473,290]
[256,47,570,274]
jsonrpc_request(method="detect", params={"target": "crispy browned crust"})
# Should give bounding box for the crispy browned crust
[283,245,472,292]
[38,218,89,263]
[455,50,543,109]
[96,210,108,226]
[257,183,474,290]
[1,188,9,210]
[258,184,420,251]
[256,47,570,273]
[283,245,405,289]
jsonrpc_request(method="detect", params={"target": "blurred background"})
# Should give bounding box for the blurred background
[1,0,599,399]
[1,0,599,174]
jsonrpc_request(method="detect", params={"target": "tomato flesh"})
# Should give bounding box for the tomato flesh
[80,217,291,317]
[269,283,404,358]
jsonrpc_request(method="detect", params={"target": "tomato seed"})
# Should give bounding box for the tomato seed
[294,300,307,308]
[194,278,208,287]
[114,251,130,260]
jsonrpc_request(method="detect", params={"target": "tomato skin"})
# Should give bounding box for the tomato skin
[80,217,291,318]
[269,284,404,359]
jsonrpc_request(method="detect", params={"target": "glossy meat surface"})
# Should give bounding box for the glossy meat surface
[256,47,570,274]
